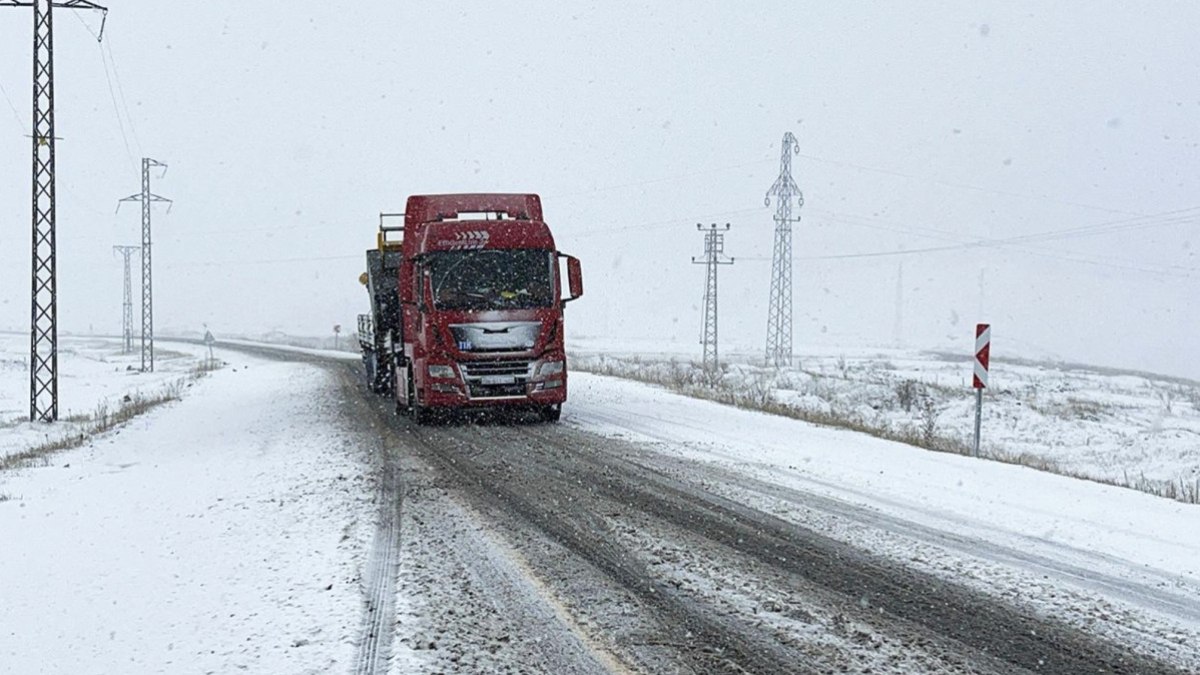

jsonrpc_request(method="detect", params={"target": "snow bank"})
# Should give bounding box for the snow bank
[570,344,1200,501]
[0,350,372,673]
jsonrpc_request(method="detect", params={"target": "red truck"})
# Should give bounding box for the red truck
[358,193,583,423]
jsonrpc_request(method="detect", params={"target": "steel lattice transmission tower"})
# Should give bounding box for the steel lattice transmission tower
[118,158,171,372]
[692,223,733,373]
[763,132,803,368]
[112,245,139,353]
[2,0,108,421]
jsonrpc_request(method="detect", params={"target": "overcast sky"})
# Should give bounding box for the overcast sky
[0,1,1197,376]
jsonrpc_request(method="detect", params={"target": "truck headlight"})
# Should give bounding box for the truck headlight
[427,364,456,379]
[538,360,564,377]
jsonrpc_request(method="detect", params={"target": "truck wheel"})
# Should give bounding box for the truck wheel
[363,353,377,391]
[413,402,435,425]
[540,405,561,423]
[404,368,435,425]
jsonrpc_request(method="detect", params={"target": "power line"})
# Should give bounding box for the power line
[796,207,1200,264]
[102,30,142,156]
[569,207,764,239]
[738,209,1200,278]
[70,8,136,171]
[97,35,135,170]
[163,253,361,269]
[0,76,26,131]
[555,157,775,200]
[805,207,1200,273]
[796,152,1142,217]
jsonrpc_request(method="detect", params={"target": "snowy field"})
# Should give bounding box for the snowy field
[565,371,1200,667]
[570,337,1200,501]
[0,343,374,673]
[0,333,202,464]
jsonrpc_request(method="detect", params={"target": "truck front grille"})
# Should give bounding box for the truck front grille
[460,360,533,378]
[459,359,534,399]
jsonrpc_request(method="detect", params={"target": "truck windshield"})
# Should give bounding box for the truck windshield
[428,249,554,311]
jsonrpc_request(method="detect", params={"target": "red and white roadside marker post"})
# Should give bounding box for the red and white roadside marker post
[973,323,991,457]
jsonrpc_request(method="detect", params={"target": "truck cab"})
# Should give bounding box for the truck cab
[384,193,582,423]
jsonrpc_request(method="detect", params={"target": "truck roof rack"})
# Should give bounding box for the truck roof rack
[377,212,405,250]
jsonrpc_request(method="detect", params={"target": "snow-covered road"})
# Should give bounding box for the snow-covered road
[2,340,1198,674]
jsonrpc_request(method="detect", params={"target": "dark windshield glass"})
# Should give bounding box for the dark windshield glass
[428,249,554,311]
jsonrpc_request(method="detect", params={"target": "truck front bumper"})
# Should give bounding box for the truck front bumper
[421,378,567,408]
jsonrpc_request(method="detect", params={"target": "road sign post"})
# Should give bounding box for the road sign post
[973,323,991,457]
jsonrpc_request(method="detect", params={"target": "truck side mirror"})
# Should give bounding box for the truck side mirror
[565,255,583,302]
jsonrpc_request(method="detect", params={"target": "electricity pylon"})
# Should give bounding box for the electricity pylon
[764,131,803,368]
[113,245,139,353]
[2,0,108,422]
[692,223,733,374]
[118,158,171,372]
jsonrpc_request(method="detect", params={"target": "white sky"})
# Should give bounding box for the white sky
[0,1,1197,376]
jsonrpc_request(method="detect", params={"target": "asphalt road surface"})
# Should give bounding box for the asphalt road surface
[217,341,1195,675]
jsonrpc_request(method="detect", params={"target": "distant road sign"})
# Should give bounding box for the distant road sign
[974,323,991,389]
[203,329,215,345]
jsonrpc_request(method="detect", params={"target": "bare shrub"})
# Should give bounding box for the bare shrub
[802,375,836,401]
[1,377,191,473]
[919,397,938,445]
[742,373,775,407]
[1064,398,1108,422]
[700,363,727,388]
[895,379,919,412]
[1176,385,1200,412]
[193,358,225,375]
[664,360,700,389]
[1159,390,1174,415]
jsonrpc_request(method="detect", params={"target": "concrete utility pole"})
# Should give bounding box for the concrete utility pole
[118,158,171,372]
[764,132,803,368]
[112,245,139,353]
[692,223,733,374]
[1,0,108,422]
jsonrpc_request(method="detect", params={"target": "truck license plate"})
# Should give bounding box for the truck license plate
[481,375,517,385]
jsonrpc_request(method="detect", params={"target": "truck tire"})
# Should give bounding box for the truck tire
[540,405,561,423]
[363,352,377,391]
[403,367,435,425]
[413,402,433,426]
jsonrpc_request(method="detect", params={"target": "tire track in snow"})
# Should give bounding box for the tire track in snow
[342,367,403,675]
[352,459,401,675]
[409,423,826,674]
[517,424,1192,675]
